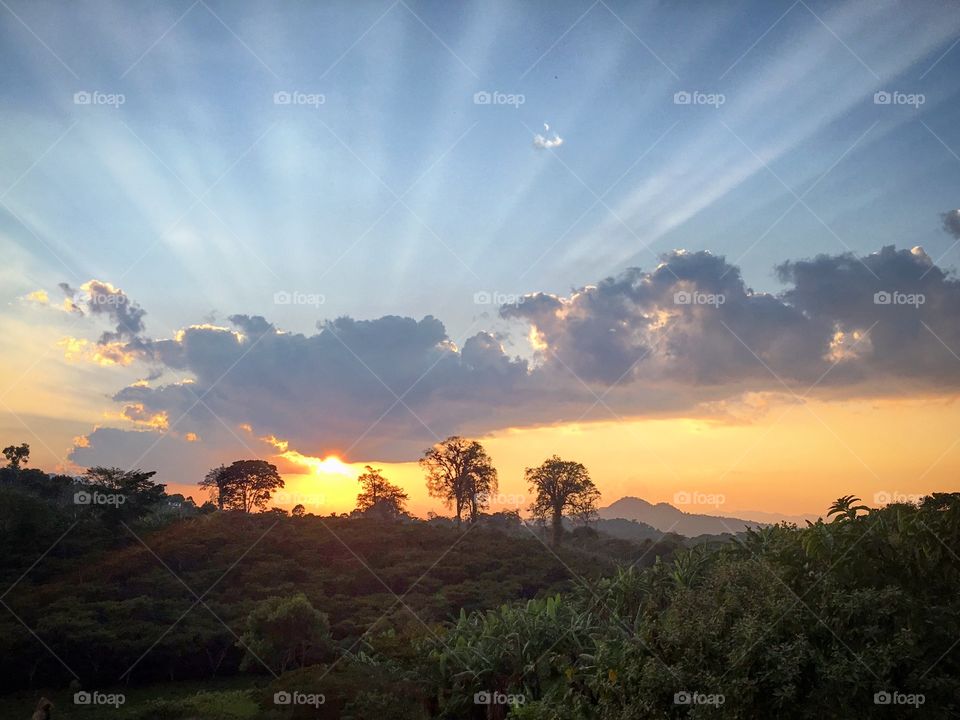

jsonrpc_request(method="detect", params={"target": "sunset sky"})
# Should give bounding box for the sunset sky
[2,0,960,518]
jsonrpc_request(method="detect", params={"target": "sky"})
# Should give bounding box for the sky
[2,0,960,519]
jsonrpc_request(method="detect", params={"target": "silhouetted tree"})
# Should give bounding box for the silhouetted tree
[526,456,599,547]
[827,495,869,522]
[356,465,408,518]
[200,460,284,513]
[291,503,306,518]
[2,443,29,470]
[421,436,497,524]
[81,466,166,522]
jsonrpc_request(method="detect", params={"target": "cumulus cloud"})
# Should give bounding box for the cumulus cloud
[502,250,825,385]
[533,122,564,149]
[63,243,960,480]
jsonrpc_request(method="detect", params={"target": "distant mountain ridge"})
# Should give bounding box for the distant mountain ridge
[598,496,767,537]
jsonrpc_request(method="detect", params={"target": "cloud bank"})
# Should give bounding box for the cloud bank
[59,242,960,480]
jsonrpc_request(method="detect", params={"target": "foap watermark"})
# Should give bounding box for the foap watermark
[674,90,725,108]
[274,290,326,307]
[674,690,725,707]
[473,90,525,108]
[474,691,525,706]
[873,90,925,109]
[674,290,725,307]
[874,491,923,505]
[673,491,725,509]
[274,691,325,708]
[474,290,527,307]
[74,490,126,507]
[274,491,326,509]
[273,90,325,108]
[874,691,924,708]
[89,292,127,307]
[74,90,126,107]
[74,691,125,708]
[873,290,924,307]
[489,493,526,508]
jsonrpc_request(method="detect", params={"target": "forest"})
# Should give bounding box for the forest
[1,440,958,719]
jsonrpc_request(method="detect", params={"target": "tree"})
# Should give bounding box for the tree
[827,495,869,522]
[2,443,29,470]
[291,503,306,518]
[238,593,331,674]
[420,436,497,525]
[355,465,409,519]
[199,460,284,513]
[81,467,166,521]
[526,456,599,547]
[200,465,230,510]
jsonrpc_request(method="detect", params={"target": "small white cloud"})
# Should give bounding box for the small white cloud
[533,122,563,149]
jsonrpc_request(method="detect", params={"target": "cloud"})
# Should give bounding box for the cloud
[57,280,147,344]
[502,250,825,386]
[505,245,960,391]
[533,123,563,149]
[23,289,49,305]
[942,209,960,239]
[63,243,960,482]
[58,337,139,366]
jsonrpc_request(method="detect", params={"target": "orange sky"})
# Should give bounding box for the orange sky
[155,393,960,519]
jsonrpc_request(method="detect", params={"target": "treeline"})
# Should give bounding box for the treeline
[195,436,602,548]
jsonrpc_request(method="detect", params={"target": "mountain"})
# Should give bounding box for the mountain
[598,496,766,537]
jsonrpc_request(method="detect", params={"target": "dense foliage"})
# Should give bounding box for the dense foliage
[419,494,960,718]
[1,452,957,718]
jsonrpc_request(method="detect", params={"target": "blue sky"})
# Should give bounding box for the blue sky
[4,0,959,342]
[3,1,960,512]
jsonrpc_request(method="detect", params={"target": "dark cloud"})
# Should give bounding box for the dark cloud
[67,244,960,477]
[776,245,960,384]
[503,250,825,385]
[83,279,147,344]
[58,279,147,344]
[943,209,960,239]
[105,315,531,462]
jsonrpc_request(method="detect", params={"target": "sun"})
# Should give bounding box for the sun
[279,449,356,478]
[312,455,353,476]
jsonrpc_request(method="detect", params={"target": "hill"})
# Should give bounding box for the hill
[0,506,684,694]
[598,496,766,536]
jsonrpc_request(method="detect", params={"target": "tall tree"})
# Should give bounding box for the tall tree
[2,443,29,470]
[355,465,408,518]
[420,436,497,524]
[526,456,599,547]
[200,460,284,513]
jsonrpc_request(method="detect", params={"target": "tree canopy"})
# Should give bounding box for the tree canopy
[420,436,497,524]
[2,442,29,469]
[200,460,284,513]
[526,455,599,546]
[355,465,409,519]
